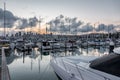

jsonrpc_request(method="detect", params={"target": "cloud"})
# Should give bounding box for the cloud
[28,17,38,27]
[48,15,83,34]
[48,15,118,34]
[0,8,38,29]
[16,17,38,29]
[15,18,28,29]
[108,24,116,32]
[95,24,107,31]
[0,8,119,34]
[95,24,116,32]
[79,23,93,32]
[70,18,83,34]
[0,8,18,28]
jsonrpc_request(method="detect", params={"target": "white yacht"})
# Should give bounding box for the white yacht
[49,41,61,49]
[15,39,32,51]
[51,53,120,80]
[113,47,120,54]
[60,41,78,48]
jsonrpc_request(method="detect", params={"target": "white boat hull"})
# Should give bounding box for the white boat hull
[51,56,120,80]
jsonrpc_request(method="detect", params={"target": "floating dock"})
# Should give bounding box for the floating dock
[1,47,11,80]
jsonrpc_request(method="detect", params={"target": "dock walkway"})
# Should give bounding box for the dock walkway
[1,47,11,80]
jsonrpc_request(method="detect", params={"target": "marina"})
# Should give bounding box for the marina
[0,27,120,80]
[0,39,120,80]
[0,0,120,80]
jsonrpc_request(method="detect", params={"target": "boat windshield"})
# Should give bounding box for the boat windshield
[90,53,120,77]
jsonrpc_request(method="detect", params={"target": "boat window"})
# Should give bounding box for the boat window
[0,40,10,45]
[90,53,120,77]
[43,42,50,46]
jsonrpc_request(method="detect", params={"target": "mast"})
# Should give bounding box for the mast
[69,19,70,35]
[4,2,6,37]
[39,16,41,34]
[46,23,47,34]
[30,19,32,33]
[108,25,109,38]
[93,23,95,41]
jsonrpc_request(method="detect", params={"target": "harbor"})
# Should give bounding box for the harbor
[0,15,120,80]
[0,30,120,80]
[0,0,120,80]
[0,44,118,80]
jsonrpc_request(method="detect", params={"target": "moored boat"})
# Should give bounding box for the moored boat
[51,53,120,80]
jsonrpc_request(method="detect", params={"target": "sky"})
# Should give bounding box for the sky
[0,0,120,25]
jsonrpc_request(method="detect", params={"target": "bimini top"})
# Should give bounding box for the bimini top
[113,47,120,54]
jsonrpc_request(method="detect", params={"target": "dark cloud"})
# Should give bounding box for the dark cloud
[0,8,16,20]
[0,8,18,28]
[15,17,38,29]
[0,8,38,29]
[28,17,38,27]
[48,15,83,34]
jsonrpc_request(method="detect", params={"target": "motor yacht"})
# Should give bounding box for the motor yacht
[51,51,120,80]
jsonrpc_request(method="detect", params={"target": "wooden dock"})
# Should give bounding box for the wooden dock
[1,47,11,80]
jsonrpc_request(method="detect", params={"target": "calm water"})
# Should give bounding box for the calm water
[4,46,109,80]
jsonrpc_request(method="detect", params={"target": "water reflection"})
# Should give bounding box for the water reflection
[79,46,109,56]
[0,46,111,80]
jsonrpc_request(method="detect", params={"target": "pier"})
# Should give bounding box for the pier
[1,47,11,80]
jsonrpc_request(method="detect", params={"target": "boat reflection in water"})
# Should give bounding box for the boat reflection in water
[0,46,112,80]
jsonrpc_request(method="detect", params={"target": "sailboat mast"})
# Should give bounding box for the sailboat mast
[108,25,109,38]
[69,20,70,35]
[4,2,6,37]
[46,23,47,34]
[39,16,41,34]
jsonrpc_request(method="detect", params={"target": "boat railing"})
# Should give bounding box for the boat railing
[77,65,111,80]
[62,59,84,80]
[61,58,111,80]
